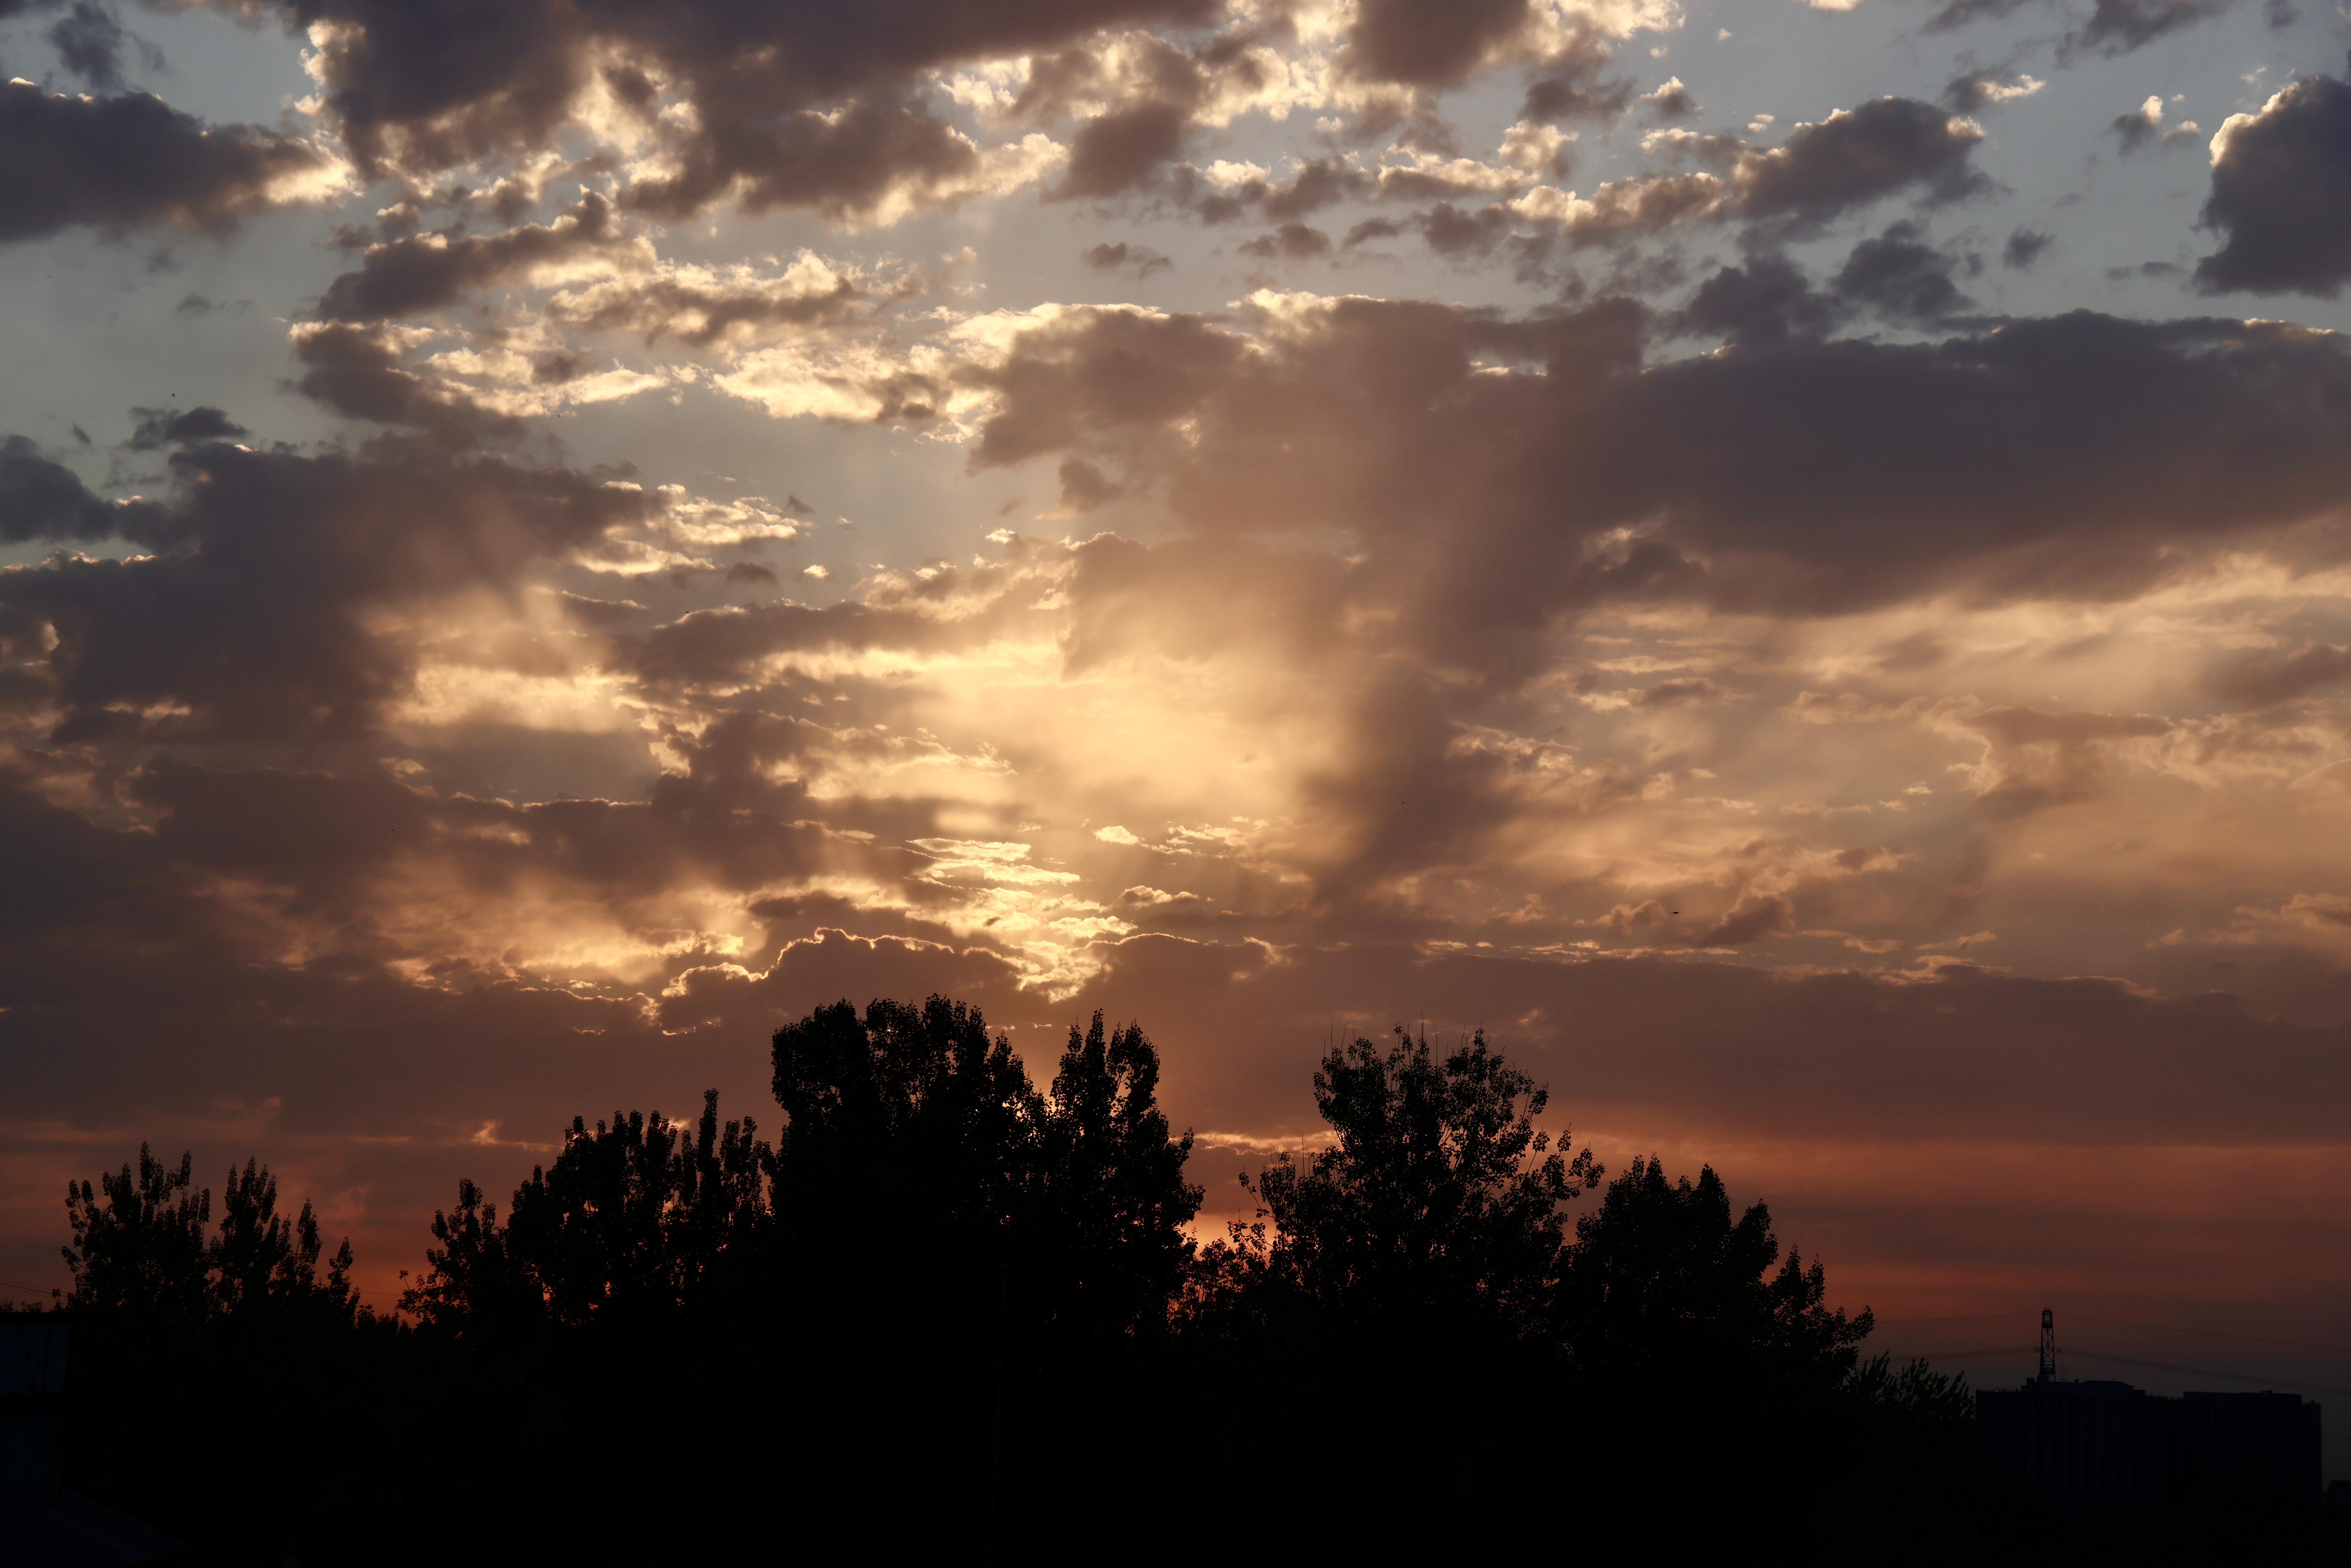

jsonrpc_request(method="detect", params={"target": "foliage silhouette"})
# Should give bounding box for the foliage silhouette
[1558,1154,1876,1554]
[61,1144,212,1329]
[38,1000,2348,1564]
[55,1146,388,1554]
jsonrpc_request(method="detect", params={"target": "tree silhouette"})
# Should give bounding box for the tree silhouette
[56,1149,379,1558]
[212,1157,357,1323]
[1557,1155,1876,1558]
[1029,1011,1202,1348]
[1182,1028,1601,1557]
[61,1144,211,1328]
[1560,1154,1871,1389]
[57,999,2332,1565]
[1240,1026,1598,1334]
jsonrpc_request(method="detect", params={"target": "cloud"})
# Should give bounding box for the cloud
[0,80,339,244]
[288,322,527,446]
[544,251,891,348]
[126,406,250,451]
[1672,255,1844,347]
[316,193,650,322]
[1345,0,1542,88]
[0,435,651,741]
[1832,222,1972,321]
[0,436,120,543]
[1508,169,1729,245]
[2195,65,2351,297]
[2110,92,2200,154]
[232,0,1207,223]
[1727,98,1988,231]
[2002,226,2053,268]
[2072,0,2243,54]
[1943,71,2044,112]
[1698,890,1795,945]
[1943,703,2173,815]
[1054,99,1194,199]
[1483,99,1988,259]
[2210,644,2351,707]
[1238,222,1334,260]
[48,0,134,89]
[1081,241,1174,277]
[1925,0,2253,55]
[956,295,2351,631]
[1642,76,1698,119]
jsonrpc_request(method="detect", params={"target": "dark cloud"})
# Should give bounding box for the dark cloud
[1731,98,1989,231]
[1643,77,1698,120]
[963,298,2351,638]
[1237,222,1332,260]
[1521,66,1635,123]
[1960,704,2172,815]
[1832,222,1971,321]
[967,308,1249,474]
[2210,644,2351,707]
[236,0,1214,222]
[1926,0,2250,53]
[0,436,118,543]
[566,277,874,350]
[2109,94,2199,155]
[651,99,982,221]
[0,80,333,244]
[1080,241,1174,278]
[1697,890,1795,946]
[2002,226,2053,269]
[1054,100,1193,200]
[1346,0,1531,88]
[316,193,634,322]
[1632,676,1728,708]
[288,322,523,446]
[1182,154,1525,230]
[556,590,645,628]
[1924,0,2050,33]
[724,561,779,587]
[624,598,970,689]
[126,406,249,451]
[1057,457,1123,510]
[48,0,127,88]
[2112,97,2163,153]
[2195,66,2351,297]
[1673,256,1843,347]
[0,437,649,740]
[2073,0,2240,53]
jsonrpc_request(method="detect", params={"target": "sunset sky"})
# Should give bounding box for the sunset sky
[3,0,2349,1452]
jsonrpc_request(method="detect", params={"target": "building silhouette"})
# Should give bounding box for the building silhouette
[3,1315,194,1567]
[1977,1310,2324,1514]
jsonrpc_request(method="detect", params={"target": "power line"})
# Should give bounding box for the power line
[2066,1313,2351,1360]
[1876,1313,2351,1358]
[1892,1342,2351,1401]
[0,1279,62,1296]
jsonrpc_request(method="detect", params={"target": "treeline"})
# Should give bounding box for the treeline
[33,1000,2336,1564]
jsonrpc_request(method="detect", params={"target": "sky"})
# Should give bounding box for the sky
[1,0,2349,1463]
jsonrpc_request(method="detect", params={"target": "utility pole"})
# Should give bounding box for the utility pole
[2037,1307,2056,1383]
